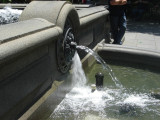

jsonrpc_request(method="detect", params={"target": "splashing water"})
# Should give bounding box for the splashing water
[76,45,123,88]
[50,52,110,119]
[50,49,160,120]
[50,87,160,119]
[0,7,22,25]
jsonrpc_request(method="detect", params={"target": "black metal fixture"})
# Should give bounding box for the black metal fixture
[56,18,77,73]
[95,72,104,90]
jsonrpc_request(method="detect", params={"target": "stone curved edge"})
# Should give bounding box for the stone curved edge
[56,3,80,34]
[97,43,160,67]
[98,43,160,56]
[19,1,68,24]
[19,1,80,43]
[79,10,109,26]
[77,6,108,18]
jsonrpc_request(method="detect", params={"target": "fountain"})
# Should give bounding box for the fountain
[0,1,110,120]
[1,1,160,120]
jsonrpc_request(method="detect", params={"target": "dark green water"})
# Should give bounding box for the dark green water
[85,61,160,92]
[84,61,160,120]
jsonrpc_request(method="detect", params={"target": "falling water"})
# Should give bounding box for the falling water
[71,51,87,87]
[76,45,123,88]
[0,7,22,25]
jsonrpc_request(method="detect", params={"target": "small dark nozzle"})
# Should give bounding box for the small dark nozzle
[70,42,77,49]
[95,72,104,90]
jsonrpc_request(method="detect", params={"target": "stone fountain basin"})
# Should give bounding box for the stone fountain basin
[84,43,160,69]
[80,43,158,79]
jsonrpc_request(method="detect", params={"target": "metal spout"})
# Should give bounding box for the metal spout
[70,41,77,49]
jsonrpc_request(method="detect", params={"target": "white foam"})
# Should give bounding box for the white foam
[0,7,22,24]
[122,94,160,108]
[123,94,149,107]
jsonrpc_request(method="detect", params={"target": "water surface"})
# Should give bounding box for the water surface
[49,54,160,120]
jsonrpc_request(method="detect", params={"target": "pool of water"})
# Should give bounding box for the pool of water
[49,57,160,120]
[86,61,160,92]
